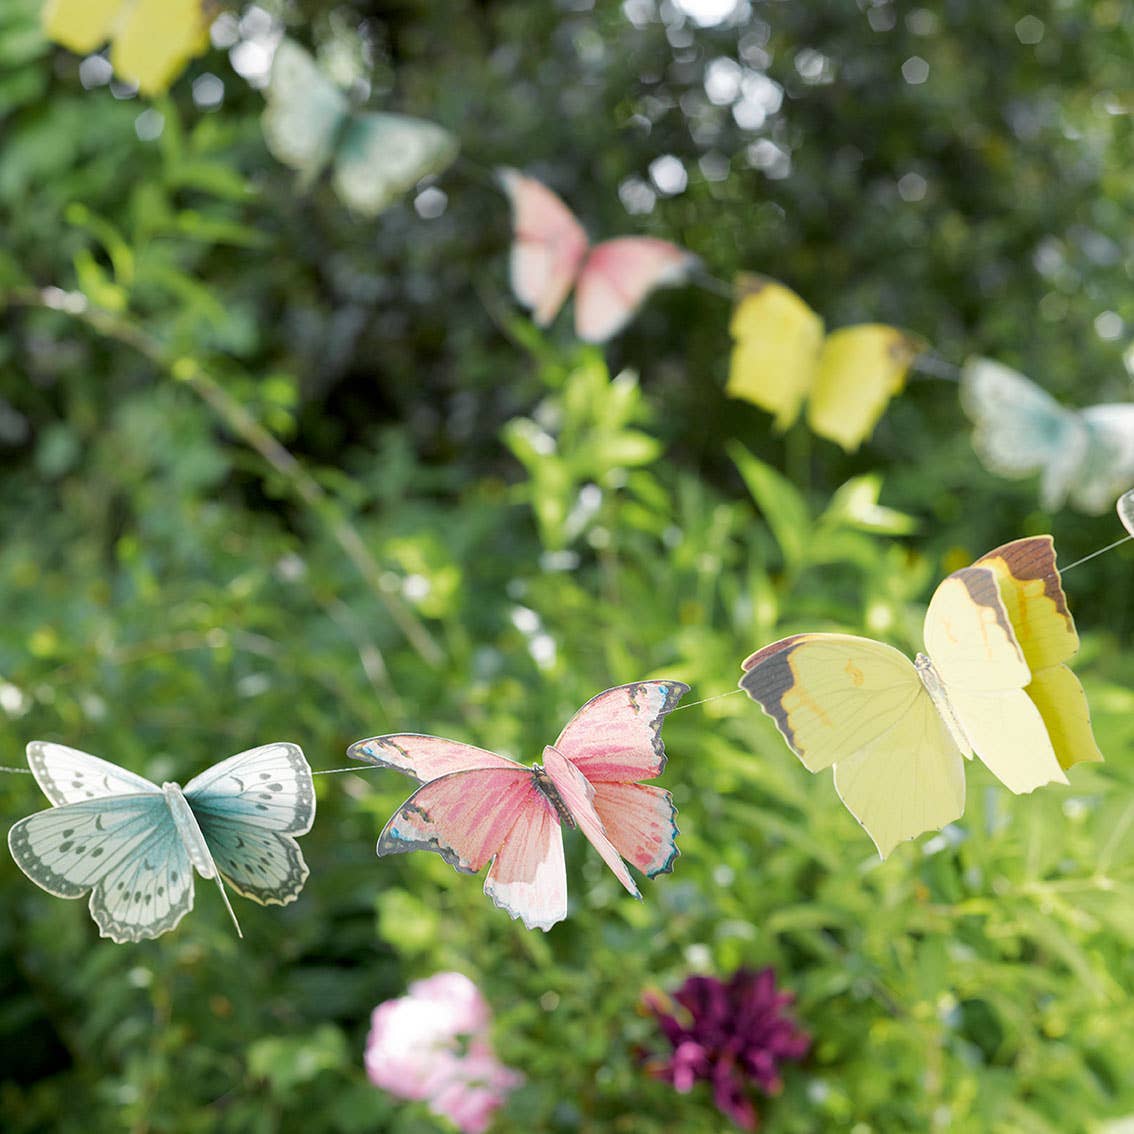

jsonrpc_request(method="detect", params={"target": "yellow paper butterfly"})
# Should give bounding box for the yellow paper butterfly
[726,274,921,452]
[739,536,1100,858]
[42,0,208,96]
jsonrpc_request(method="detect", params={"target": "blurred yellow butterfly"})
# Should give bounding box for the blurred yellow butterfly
[740,536,1101,858]
[42,0,208,96]
[726,274,921,452]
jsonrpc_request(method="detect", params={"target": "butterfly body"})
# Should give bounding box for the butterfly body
[499,170,697,343]
[741,540,1096,858]
[350,681,688,930]
[8,742,315,942]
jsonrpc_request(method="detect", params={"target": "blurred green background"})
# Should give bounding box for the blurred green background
[2,0,1134,1130]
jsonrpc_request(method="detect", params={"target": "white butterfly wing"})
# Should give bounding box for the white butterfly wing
[1070,406,1134,513]
[184,743,314,906]
[8,795,195,943]
[333,111,458,217]
[262,39,349,184]
[26,740,161,806]
[960,357,1088,509]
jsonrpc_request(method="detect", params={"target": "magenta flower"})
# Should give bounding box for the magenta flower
[643,967,810,1130]
[365,971,523,1134]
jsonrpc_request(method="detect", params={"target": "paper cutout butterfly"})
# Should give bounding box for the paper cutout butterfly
[962,357,1134,514]
[263,38,459,217]
[42,0,208,96]
[1120,489,1134,536]
[8,741,314,942]
[499,169,697,344]
[740,537,1100,858]
[348,681,688,930]
[726,274,922,452]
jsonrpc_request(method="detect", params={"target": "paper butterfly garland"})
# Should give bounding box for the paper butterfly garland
[726,274,921,452]
[962,357,1134,514]
[8,741,314,942]
[262,39,459,217]
[348,681,688,930]
[41,0,208,96]
[499,169,698,344]
[739,537,1101,858]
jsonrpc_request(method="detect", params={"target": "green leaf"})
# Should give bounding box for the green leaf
[728,441,810,569]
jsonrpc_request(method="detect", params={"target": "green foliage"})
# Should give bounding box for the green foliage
[2,1,1134,1132]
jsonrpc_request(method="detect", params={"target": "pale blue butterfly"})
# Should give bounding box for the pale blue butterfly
[7,741,314,943]
[962,357,1134,514]
[262,38,459,217]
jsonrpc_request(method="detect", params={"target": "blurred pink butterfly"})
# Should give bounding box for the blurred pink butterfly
[499,169,698,343]
[348,681,688,930]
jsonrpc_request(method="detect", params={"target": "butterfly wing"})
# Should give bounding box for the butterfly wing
[1070,406,1134,513]
[542,746,640,897]
[347,733,520,782]
[41,0,119,52]
[482,798,567,931]
[726,276,825,430]
[1119,488,1134,535]
[925,566,1067,793]
[183,743,314,906]
[806,325,920,452]
[333,111,458,217]
[111,0,208,95]
[960,357,1088,509]
[741,633,965,857]
[498,168,590,327]
[378,767,568,930]
[573,238,696,343]
[25,740,161,806]
[552,680,687,875]
[9,794,195,942]
[262,39,349,186]
[974,536,1102,770]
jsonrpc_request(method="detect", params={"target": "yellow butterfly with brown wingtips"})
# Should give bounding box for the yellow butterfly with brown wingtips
[725,274,923,452]
[739,536,1102,858]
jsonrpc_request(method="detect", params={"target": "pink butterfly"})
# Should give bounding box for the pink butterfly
[499,168,698,343]
[348,681,688,930]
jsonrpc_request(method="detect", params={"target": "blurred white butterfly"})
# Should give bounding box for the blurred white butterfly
[1119,488,1134,537]
[962,357,1134,513]
[262,38,458,217]
[7,741,314,943]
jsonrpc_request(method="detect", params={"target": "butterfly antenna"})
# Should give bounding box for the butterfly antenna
[0,765,34,774]
[213,874,243,939]
[1060,534,1132,573]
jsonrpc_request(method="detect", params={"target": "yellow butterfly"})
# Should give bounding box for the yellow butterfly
[42,0,208,96]
[725,274,921,452]
[739,536,1100,858]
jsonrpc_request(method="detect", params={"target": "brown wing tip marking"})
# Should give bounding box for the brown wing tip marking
[738,636,807,748]
[950,567,1019,648]
[376,801,479,875]
[977,535,1071,620]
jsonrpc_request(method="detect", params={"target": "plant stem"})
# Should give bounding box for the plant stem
[7,287,443,674]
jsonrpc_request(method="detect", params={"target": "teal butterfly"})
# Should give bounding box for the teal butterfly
[7,741,314,943]
[962,357,1134,513]
[262,38,459,216]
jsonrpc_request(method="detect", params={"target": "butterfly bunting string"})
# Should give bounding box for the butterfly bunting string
[36,18,1134,501]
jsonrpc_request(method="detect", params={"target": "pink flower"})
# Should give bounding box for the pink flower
[365,972,522,1134]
